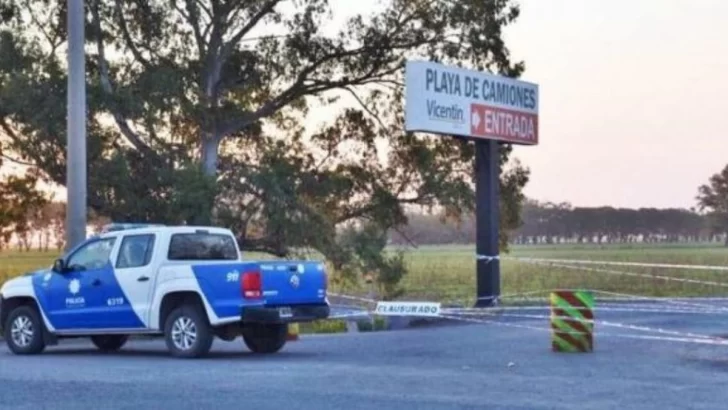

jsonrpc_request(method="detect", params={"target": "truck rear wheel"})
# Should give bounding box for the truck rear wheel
[242,323,288,354]
[163,305,213,358]
[4,305,46,355]
[91,335,128,352]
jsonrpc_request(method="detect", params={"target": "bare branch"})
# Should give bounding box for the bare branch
[22,0,55,47]
[179,0,207,58]
[236,234,289,257]
[0,119,37,167]
[336,194,427,224]
[0,152,35,167]
[391,225,418,248]
[221,0,281,58]
[194,0,213,21]
[342,86,386,131]
[90,0,153,155]
[113,0,153,68]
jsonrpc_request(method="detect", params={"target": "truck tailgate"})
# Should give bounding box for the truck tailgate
[190,261,260,319]
[259,261,327,305]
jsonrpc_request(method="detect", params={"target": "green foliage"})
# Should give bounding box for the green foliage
[300,320,348,334]
[0,0,531,294]
[356,317,388,332]
[0,170,48,248]
[696,164,728,244]
[338,223,407,300]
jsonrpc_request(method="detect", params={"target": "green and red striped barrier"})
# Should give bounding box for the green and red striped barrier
[550,290,594,352]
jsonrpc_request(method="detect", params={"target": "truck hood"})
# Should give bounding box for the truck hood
[1,267,51,292]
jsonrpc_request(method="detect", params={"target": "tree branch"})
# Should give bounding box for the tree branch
[342,86,386,131]
[336,194,427,224]
[194,0,213,21]
[179,0,207,58]
[221,0,281,59]
[391,224,418,248]
[236,234,288,257]
[0,119,36,167]
[0,152,35,167]
[217,28,417,137]
[113,0,153,69]
[90,0,153,156]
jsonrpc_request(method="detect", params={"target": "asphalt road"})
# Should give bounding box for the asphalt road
[2,306,728,410]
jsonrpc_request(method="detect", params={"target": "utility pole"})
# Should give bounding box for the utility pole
[65,0,87,250]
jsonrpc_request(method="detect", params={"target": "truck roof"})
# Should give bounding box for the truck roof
[95,224,235,239]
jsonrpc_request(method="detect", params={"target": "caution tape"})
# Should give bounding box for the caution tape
[440,312,728,347]
[476,255,499,263]
[328,292,378,304]
[513,259,728,311]
[445,310,718,341]
[508,256,728,272]
[443,305,728,315]
[324,292,728,348]
[589,290,728,312]
[523,260,728,289]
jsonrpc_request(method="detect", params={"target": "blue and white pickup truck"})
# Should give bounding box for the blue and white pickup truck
[0,224,330,358]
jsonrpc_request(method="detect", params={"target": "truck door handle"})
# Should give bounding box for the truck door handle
[137,276,149,282]
[92,279,102,286]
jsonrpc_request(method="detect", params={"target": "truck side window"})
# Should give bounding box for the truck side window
[116,234,156,269]
[67,238,116,271]
[167,233,238,260]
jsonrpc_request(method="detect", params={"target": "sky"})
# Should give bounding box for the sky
[3,0,727,210]
[496,0,728,209]
[319,0,728,209]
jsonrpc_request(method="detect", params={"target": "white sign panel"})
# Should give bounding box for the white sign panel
[404,60,539,145]
[374,301,442,317]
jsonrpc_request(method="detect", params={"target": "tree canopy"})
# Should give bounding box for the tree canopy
[389,199,720,246]
[696,164,728,245]
[0,0,531,294]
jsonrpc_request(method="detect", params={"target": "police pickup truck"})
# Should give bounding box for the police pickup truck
[0,224,330,358]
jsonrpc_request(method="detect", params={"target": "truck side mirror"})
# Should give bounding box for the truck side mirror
[52,258,66,273]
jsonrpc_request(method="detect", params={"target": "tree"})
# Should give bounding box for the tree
[0,1,530,291]
[696,164,728,246]
[0,166,49,250]
[389,199,716,247]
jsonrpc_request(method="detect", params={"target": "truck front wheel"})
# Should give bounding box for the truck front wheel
[163,305,213,358]
[242,323,288,354]
[3,305,46,355]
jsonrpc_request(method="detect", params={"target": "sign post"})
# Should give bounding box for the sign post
[404,60,539,307]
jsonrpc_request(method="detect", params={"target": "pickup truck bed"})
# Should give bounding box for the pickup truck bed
[190,260,329,323]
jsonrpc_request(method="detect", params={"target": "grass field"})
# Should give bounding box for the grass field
[2,243,728,306]
[392,243,728,304]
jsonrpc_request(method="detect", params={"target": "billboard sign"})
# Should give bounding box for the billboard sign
[404,60,539,145]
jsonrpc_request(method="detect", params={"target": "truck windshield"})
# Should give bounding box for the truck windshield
[167,232,239,260]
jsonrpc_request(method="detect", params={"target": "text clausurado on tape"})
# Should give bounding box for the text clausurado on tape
[374,301,442,317]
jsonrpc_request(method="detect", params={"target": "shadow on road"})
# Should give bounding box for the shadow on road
[2,346,322,360]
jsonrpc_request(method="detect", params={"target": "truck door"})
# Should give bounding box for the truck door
[42,237,117,330]
[99,233,157,330]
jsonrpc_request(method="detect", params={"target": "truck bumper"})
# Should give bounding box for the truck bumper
[241,304,330,324]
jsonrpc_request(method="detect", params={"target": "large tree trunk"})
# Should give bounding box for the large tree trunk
[201,134,221,176]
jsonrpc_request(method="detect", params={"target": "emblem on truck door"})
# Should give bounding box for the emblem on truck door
[290,274,300,288]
